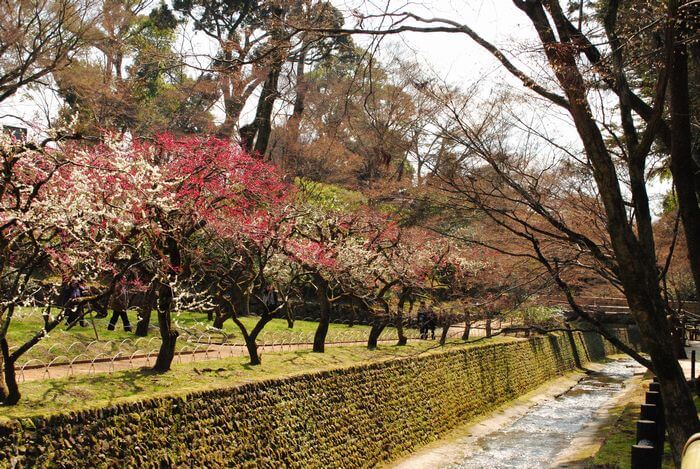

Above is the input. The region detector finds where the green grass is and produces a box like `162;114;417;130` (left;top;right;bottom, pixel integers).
0;336;514;421
4;307;386;365
591;382;700;468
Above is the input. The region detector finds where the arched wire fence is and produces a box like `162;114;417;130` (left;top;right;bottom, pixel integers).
15;315;504;381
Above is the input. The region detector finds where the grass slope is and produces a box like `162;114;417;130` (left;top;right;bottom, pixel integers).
6;308;380;364
0;337;513;421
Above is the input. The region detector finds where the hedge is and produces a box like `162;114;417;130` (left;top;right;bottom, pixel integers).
0;330;635;468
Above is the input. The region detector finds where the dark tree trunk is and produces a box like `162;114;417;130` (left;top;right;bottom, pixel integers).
367;322;386;349
396;319;407;346
396;294;408;346
669;22;700;300
244;337;261;366
253;64;281;156
671;317;688;359
313;276;330;353
286;44;308;144
292;48;307;122
485;316;492;338
153;315;178;372
0;354;7;402
135;307;151;337
248;315;273;365
0;338;19;405
153;283;178;373
213;307;232;329
135;289;156;337
462;311;471;341
627;288;698;465
285;303;294;328
439;325;450;346
457;1;700;460
232;313;272;366
240;62;283;156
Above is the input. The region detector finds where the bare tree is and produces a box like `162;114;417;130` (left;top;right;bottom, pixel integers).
296;0;700;461
0;0;98;104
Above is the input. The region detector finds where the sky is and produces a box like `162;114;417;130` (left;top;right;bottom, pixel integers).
0;1;543;133
333;0;670;214
334;0;541;83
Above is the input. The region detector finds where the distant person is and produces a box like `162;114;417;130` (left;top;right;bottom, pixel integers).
427;309;437;340
108;283;132;332
417;301;429;339
62;278;86;327
263;284;279;313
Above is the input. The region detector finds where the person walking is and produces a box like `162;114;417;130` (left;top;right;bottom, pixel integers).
107;282;132;332
62;278;87;327
417;301;429;339
427;309;437;340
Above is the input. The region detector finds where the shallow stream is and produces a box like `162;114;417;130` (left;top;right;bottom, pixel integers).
448;359;639;468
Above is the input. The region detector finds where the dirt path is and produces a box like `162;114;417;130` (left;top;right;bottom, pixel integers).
16;322;501;382
16;338;408;382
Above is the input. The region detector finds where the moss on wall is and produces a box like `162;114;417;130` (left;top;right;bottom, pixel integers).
0;332;627;468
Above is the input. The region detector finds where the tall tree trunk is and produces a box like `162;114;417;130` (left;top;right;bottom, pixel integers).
215;51;245;140
248;315;273;365
671;317;687;360
288;45;308;138
253;64;281;156
285;302;294;329
439;324;450;346
232;313;272;366
313;276;330;353
135;307;151;337
0;338;19;405
367;322;386;349
153;283;178;372
395;316;407;346
217;97;245;140
396;293;408;346
462;310;471;341
626;282;698;465
241;62;283;156
135;289;156;337
513;2;700;460
0;352;7;402
485;314;492;338
213;306;232;329
669;13;700;300
244;337;261;366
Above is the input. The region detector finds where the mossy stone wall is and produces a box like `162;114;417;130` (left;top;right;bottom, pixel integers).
0;331;630;468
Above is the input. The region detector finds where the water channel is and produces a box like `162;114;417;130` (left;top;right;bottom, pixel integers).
403;358;642;468
455;358;640;468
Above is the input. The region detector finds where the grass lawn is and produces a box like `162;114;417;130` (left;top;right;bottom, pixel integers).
591;381;700;468
5;307;392;365
0;336;514;421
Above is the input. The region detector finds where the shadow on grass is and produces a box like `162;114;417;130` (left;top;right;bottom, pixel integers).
39;366;161;405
